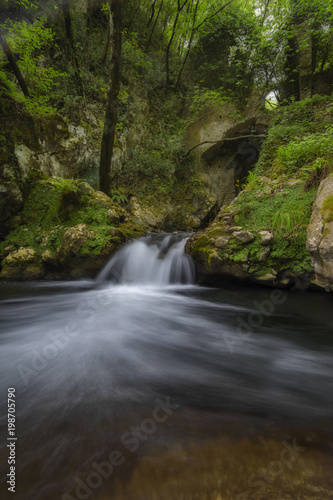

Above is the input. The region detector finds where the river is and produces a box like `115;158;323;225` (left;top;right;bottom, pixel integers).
0;234;332;499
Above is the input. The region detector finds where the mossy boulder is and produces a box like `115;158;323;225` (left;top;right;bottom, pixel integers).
56;224;107;278
0;248;44;280
0;177;145;280
187;179;316;289
306;175;333;290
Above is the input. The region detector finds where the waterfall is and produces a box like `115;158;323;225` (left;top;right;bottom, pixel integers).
96;232;195;285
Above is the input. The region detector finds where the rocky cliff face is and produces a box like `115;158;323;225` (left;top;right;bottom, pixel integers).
185;102;270;210
0;94;82;233
306;175;333;291
186;96;333;293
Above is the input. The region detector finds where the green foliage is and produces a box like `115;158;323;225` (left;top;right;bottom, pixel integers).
276;129;333;173
125;149;175;178
257;95;333;173
47;177;79;194
4;0;36;7
186;86;229;119
111;188;128;205
272;209;304;235
190;5;259;100
122;31;153;77
235;183;315;235
244;170;260;190
1;18;67;115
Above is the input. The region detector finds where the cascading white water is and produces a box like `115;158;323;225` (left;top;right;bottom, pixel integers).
96;232;195;285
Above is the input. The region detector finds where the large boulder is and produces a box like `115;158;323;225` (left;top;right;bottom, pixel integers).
306;175;333;290
56;223;126;278
0;248;44;280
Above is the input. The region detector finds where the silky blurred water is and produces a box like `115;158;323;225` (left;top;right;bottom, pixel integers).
0;235;332;499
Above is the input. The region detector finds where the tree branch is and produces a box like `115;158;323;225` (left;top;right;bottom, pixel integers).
0;28;29;97
183;134;266;157
193;0;234;32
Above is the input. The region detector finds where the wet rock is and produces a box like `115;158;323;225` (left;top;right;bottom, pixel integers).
42;250;59;267
78;182;94;196
254;273;276;283
106;209;121;224
233;230;255;243
215;237;230;249
306;176;333;289
57;224;94;263
94;191;114;208
0;248;44;279
56;224;113;278
259;247;271;261
129;197;162;229
259;230;274;245
226;226;243;233
185;215;201;229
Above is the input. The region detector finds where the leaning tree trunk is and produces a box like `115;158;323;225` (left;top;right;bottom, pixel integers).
61;0;83;95
0;27;29;97
99;13;111;64
99;0;122;195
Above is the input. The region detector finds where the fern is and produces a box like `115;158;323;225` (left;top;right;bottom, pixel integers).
272;209;304;236
111;188;128;205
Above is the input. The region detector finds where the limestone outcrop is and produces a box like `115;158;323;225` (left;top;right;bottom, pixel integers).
306;176;333;290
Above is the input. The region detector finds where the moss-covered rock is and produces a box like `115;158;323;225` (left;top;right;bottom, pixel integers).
306;175;333;290
0;248;44;280
0;177;145;280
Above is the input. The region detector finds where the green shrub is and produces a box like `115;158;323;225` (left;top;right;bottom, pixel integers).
111;188;128;205
276;129;333;173
2;19;67;116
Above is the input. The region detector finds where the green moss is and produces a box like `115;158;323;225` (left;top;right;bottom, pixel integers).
207;227;227;239
22;182;65;229
322;195;333;223
234;184;316;234
191;236;216;270
79;226;115;256
257;95;333;174
0;177;145;264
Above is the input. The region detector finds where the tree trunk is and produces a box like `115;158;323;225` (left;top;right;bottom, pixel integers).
166;1;189;85
85;0;93;55
295;20;313;100
0;27;29;97
62;0;73;41
99;12;111;65
146;0;163;49
99;0;122;195
147;0;157;27
175;0;234;89
61;0;83;95
175;0;200;88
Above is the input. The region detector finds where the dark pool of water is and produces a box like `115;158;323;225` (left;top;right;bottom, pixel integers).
0;280;332;499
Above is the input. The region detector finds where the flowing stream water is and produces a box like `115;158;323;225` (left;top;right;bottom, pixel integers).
0;233;333;500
